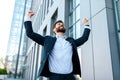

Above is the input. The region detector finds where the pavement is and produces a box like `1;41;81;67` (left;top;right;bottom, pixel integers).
4;78;24;80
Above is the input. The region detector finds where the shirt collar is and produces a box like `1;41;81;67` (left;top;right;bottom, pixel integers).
56;35;67;39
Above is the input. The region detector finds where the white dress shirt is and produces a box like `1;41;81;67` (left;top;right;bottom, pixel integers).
48;35;73;74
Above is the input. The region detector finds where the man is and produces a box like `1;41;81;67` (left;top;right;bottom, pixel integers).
24;11;90;80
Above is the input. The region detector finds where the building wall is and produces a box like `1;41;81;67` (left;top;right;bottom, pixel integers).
24;0;120;80
81;0;120;80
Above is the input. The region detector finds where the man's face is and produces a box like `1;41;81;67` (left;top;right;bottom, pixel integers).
53;22;66;33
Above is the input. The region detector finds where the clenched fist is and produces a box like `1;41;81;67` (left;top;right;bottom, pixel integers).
27;10;35;18
83;18;89;26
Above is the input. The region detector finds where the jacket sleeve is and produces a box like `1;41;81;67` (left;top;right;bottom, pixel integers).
24;21;45;45
74;28;90;47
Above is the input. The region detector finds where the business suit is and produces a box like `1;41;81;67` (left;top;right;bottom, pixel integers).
24;21;90;78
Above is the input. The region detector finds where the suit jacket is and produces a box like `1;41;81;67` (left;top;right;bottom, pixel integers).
24;21;90;77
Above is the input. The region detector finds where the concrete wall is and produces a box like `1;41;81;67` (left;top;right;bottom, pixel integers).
80;0;120;80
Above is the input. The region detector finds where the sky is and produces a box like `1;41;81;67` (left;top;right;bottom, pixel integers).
0;0;15;58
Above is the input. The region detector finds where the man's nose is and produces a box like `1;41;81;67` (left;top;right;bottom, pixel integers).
60;24;64;27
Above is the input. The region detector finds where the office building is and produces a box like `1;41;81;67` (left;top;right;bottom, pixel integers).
6;0;32;78
23;0;120;80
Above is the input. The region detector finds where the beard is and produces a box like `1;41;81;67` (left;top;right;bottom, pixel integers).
56;27;66;33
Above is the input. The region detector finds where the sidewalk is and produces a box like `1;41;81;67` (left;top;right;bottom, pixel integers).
5;78;24;80
0;75;24;80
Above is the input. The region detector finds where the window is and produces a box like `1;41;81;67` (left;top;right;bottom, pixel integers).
68;0;80;38
51;10;58;36
114;0;120;53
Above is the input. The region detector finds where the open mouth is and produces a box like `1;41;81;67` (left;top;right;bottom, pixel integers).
59;26;64;28
60;26;64;28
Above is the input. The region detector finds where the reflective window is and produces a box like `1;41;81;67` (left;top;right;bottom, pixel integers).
69;27;73;37
68;0;80;38
6;0;32;77
116;0;120;30
114;0;120;54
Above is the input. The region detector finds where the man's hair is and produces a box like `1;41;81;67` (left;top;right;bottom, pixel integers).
53;20;63;29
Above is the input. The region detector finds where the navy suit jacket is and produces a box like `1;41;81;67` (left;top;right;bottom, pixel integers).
24;21;90;77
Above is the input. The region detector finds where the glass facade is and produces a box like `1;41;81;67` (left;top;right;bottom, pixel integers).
6;0;32;78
